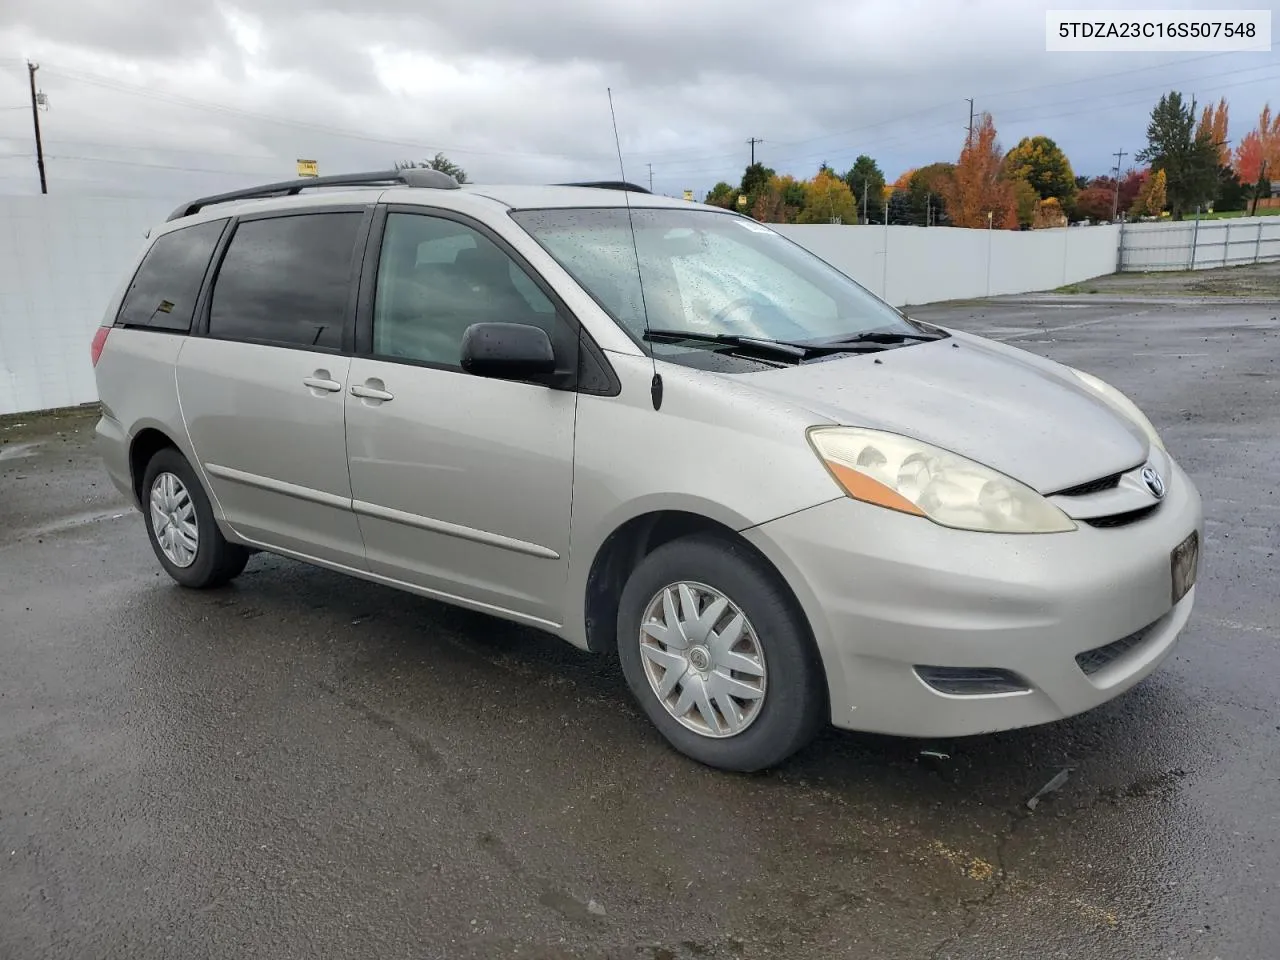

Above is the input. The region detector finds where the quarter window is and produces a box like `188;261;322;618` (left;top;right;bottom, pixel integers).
208;212;363;350
116;218;227;332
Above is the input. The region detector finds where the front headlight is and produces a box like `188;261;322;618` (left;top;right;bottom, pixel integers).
1069;368;1165;452
807;426;1077;534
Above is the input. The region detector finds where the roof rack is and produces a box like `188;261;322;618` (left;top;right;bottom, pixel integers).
166;167;461;221
557;181;651;194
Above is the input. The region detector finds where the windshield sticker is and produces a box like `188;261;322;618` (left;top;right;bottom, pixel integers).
735;220;775;234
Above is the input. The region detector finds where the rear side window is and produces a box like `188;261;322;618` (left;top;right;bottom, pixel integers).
208;212;363;350
115;218;227;332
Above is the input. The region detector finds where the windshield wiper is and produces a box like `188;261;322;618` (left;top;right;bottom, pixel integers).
643;328;885;359
808;329;946;347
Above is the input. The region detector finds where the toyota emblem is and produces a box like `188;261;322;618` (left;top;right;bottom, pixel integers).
1141;465;1166;499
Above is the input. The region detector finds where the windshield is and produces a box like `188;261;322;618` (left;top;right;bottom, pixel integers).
508;207;923;361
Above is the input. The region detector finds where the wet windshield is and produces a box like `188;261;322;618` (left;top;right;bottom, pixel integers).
508;207;924;360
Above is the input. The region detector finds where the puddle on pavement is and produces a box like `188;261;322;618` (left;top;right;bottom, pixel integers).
9;507;131;541
0;442;42;462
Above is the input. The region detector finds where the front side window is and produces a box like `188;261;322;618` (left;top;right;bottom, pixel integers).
208;212;362;350
116;218;227;332
509;207;922;365
372;213;561;367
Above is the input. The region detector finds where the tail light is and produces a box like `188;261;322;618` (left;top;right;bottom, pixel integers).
90;326;111;367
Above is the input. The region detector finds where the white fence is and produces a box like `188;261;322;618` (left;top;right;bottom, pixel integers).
1;196;1125;416
774;223;1120;306
1118;216;1280;271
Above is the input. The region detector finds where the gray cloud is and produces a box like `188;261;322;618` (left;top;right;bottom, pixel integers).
0;0;1276;203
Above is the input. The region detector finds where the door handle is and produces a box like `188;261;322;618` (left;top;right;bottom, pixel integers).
303;376;342;392
350;384;394;402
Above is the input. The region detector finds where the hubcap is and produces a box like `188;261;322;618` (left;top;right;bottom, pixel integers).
149;472;198;568
638;581;767;739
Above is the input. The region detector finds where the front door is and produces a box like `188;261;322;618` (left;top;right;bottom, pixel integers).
178;208;369;568
344;209;578;626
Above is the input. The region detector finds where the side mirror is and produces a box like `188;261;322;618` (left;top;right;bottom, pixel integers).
460;322;557;382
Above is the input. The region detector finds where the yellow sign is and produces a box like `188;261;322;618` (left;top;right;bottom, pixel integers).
296;159;318;178
683;189;694;201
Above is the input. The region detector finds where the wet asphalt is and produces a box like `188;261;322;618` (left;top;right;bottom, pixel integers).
1;294;1278;960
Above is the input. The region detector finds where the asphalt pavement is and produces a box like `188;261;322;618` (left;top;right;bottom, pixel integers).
2;292;1277;960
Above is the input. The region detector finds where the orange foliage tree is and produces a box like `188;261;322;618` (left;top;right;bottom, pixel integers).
1196;97;1231;166
939;113;1017;229
1233;103;1279;185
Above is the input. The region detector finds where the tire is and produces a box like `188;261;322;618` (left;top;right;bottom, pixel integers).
616;533;826;772
141;447;250;589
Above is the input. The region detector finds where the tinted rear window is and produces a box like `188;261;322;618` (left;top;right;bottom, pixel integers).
116;218;227;332
208;212;362;350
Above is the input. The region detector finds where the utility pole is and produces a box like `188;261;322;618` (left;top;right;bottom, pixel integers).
862;177;869;225
646;163;653;192
28;61;47;195
746;137;764;166
966;98;975;147
1110;148;1127;221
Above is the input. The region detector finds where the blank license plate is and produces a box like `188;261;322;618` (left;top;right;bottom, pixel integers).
1171;531;1200;604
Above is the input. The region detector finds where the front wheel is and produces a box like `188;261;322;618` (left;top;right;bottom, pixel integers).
616;534;826;772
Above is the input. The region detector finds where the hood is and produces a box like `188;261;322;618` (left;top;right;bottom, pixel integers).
735;330;1149;494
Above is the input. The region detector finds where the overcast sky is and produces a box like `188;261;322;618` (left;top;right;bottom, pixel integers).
1;0;1276;203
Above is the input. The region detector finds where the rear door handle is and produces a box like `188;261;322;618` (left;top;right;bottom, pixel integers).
303;376;342;392
350;384;394;402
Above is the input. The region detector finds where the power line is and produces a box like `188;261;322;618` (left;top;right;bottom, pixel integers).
38;64;610;162
43;153;283;177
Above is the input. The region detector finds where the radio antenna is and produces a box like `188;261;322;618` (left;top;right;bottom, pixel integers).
607;87;662;411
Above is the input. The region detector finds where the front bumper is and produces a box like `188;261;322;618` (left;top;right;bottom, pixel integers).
742;460;1204;738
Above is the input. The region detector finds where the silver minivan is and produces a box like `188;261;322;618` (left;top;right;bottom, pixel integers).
92;169;1202;771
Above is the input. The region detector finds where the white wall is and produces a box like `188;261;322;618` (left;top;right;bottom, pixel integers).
1;197;1123;416
774;223;1120;306
0;196;172;416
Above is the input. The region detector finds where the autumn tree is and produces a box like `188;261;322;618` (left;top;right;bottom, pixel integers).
940;113;1017;229
1137;91;1219;219
395;153;468;183
1119;168;1148;213
750;174;804;223
1233;104;1279;211
892;169;917;190
1130;168;1167;217
1012;178;1039;228
1235;130;1266;185
1196;97;1231;166
796;169;859;224
843;155;886;222
1003;135;1077;206
1074;185;1116;221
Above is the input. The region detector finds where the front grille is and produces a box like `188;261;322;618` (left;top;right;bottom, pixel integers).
1075;622;1158;676
1052;472;1125;497
1083;504;1160;528
914;666;1031;696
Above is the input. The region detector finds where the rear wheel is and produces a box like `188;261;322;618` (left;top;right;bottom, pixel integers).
616;533;825;772
142;448;249;589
